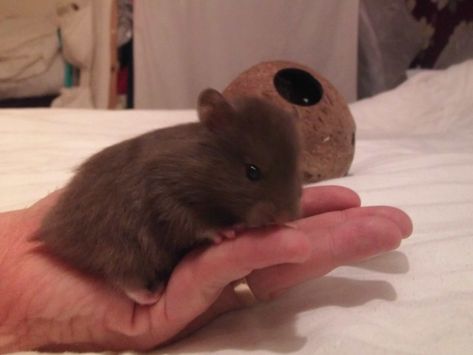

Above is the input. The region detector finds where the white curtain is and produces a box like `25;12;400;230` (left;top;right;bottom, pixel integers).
134;0;359;109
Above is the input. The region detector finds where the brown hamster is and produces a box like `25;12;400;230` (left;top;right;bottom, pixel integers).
36;89;302;304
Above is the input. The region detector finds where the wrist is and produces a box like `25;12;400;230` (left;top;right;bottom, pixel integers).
0;209;127;352
0;212;31;351
0;210;56;352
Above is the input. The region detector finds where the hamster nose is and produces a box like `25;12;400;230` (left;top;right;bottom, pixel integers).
274;205;300;224
246;201;277;227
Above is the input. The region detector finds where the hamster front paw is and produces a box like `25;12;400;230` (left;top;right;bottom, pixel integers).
204;229;237;244
202;225;249;244
214;229;237;244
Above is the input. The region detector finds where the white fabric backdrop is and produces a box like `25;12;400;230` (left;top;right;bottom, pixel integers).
133;0;359;109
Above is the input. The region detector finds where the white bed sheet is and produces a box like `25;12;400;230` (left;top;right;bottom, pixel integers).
1;60;472;354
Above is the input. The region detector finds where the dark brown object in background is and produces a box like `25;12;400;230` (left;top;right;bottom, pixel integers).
108;0;119;109
224;61;356;184
0;95;57;108
409;0;473;68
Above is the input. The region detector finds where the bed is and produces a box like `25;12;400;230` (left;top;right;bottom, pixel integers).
1;59;472;354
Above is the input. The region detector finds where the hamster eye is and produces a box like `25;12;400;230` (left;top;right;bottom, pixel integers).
246;164;261;181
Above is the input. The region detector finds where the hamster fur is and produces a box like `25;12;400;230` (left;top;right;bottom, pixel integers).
36;89;302;304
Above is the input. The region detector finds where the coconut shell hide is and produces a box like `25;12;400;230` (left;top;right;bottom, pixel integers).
223;61;356;183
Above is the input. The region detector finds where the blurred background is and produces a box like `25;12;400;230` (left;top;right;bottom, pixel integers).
0;0;472;109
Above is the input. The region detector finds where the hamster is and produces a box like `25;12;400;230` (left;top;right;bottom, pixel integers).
36;89;302;304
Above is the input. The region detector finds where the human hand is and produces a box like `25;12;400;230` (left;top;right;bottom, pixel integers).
0;186;412;352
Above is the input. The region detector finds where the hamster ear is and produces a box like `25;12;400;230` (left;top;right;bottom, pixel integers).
197;88;234;131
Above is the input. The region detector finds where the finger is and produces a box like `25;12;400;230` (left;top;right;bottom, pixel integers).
150;226;311;336
301;185;361;217
159;206;412;342
103;227;311;347
297;206;413;238
250;215;406;300
175;211;411;336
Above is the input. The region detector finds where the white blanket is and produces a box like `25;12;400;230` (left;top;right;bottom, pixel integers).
1;60;472;354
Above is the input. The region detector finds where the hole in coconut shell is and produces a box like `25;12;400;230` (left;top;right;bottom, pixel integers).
274;68;323;106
